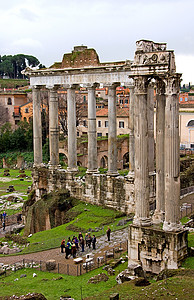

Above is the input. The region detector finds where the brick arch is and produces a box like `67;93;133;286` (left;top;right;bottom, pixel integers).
123;152;129;169
100;155;108;168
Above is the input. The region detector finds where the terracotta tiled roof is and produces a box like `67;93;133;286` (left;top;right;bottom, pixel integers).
96;107;129;117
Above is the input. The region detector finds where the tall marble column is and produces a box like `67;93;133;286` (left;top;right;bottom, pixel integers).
147;83;155;173
67;85;78;172
153;80;165;223
133;76;151;226
128;85;135;177
107;83;119;176
163;75;181;231
33;86;42;166
87;84;98;173
49;86;59;167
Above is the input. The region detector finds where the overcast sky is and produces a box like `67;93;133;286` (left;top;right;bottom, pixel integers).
0;0;193;84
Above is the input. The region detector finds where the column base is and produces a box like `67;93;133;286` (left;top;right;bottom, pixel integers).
128;224;188;274
152;210;165;224
86;168;99;174
163;221;183;232
67;167;78;173
107;171;119;177
133;216;152;227
126;171;134;181
33;163;45;168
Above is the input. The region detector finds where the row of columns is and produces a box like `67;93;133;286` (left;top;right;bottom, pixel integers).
132;75;181;231
32;83;126;176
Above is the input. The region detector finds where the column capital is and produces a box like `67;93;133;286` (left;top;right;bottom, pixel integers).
133;76;149;94
104;82;120;89
84;83;99;89
46;84;60;90
156;79;165;95
163;74;181;95
63;84;79;90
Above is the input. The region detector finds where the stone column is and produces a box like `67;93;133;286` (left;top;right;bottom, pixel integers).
133;76;151;226
107;83;119;176
163;75;181;231
87;84;98;173
32;86;42;166
147;83;155;173
128;85;135;177
48;86;59;167
153;80;165;223
67;85;78;172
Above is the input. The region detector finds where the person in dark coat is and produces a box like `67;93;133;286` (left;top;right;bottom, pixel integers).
80;237;85;252
106;226;111;241
92;235;96;250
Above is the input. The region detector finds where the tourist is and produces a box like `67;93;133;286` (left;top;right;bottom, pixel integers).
106;226;111;241
87;233;92;248
2;221;5;231
74;236;79;249
71;240;77;258
65;237;72;259
78;232;83;241
2;211;6;221
85;232;89;247
92;235;96;250
80;237;85;252
60;238;65;253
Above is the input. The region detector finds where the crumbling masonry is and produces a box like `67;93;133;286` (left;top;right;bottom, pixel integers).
25;40;187;273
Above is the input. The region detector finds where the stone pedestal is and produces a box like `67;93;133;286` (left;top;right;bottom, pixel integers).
128;224;188;274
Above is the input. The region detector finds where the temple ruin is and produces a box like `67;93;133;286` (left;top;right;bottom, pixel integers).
25;40;188;274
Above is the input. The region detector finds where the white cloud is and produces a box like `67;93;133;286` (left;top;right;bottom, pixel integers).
176;55;194;85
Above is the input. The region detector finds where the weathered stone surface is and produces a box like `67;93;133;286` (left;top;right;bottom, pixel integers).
133;277;150;286
9;293;47;299
46;260;56;271
88;273;109;284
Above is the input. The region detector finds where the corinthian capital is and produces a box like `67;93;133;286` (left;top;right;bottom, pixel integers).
134;76;148;94
164;74;181;95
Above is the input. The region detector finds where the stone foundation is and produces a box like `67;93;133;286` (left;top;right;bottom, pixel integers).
128;224;188;274
32;166;156;215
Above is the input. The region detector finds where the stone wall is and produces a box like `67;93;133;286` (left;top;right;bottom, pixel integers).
32;167;156;216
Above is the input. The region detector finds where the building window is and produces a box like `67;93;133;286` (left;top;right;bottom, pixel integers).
120;99;123;104
187;120;194;127
119;121;124;128
125;99;128;104
105;121;108;128
77;131;79;136
106;133;108;137
180;97;183;101
83;95;86;103
97;132;102;137
7;98;12;105
98;120;101;127
185;97;188;101
83;120;87;127
25;108;29;113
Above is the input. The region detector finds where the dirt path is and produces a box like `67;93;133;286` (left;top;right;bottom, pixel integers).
0;227;128;266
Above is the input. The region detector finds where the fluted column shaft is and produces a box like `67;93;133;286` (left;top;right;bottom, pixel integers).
107;84;118;176
163;76;181;231
128;86;135;175
133;76;151;226
153;81;165;223
49;87;59;166
67;87;78;171
87;85;98;173
33;87;42;166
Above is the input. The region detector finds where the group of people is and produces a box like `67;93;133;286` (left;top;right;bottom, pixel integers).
60;232;97;259
0;211;6;231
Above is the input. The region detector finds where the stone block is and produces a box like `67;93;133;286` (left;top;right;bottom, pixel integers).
46;260;56;271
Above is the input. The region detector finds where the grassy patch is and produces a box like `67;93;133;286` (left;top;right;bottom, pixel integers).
181;216;190;224
20;202;129;254
0;261;128;300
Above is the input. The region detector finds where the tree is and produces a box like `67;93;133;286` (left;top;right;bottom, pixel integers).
0;54;40;79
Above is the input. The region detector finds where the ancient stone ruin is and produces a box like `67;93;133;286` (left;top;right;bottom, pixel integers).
24;40;188;274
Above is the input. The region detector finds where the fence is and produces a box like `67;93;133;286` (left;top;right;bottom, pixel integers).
2;241;128;277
